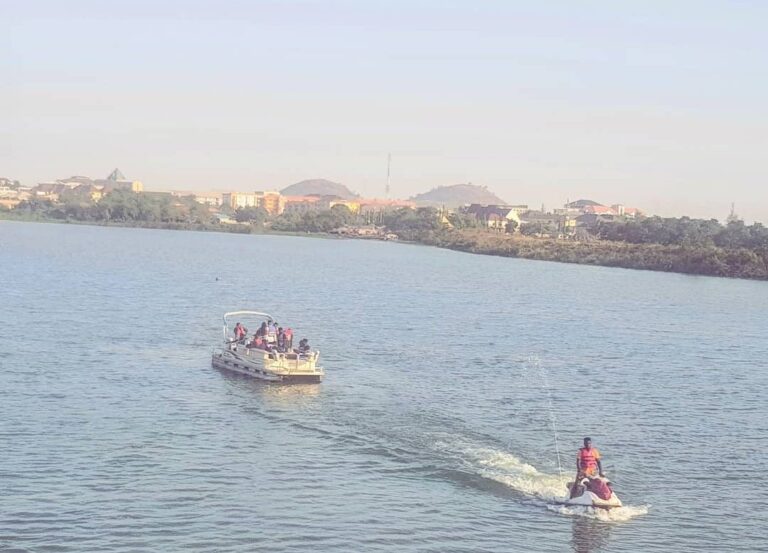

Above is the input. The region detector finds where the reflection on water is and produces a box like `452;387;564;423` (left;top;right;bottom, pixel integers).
571;516;612;553
216;368;322;403
260;382;322;401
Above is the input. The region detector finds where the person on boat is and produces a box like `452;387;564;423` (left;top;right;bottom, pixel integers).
247;335;264;349
267;321;277;343
276;328;286;351
577;437;604;478
297;338;311;355
570;437;605;498
233;322;248;342
284;327;293;350
256;322;268;338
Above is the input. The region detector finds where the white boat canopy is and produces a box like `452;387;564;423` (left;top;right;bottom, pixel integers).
223;310;275;324
222;311;275;339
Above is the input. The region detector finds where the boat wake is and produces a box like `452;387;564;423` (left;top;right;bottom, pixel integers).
448;444;649;521
546;503;649;522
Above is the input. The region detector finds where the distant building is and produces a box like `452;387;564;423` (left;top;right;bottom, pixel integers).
0;183;19;198
223;191;286;214
281;195;413;215
0;177;21;189
519;210;577;236
61;184;103;202
329;199;362;214
462;204;527;231
32;182;69;201
583;205;617;216
464;204;514;230
31;169;143;202
171;191;223;207
283;195;327;214
222;192;259;210
566;199;602;209
256;191;285;215
195;194;222;207
0;178;23;209
562;199;643;219
574;213;615;233
94;168;143;193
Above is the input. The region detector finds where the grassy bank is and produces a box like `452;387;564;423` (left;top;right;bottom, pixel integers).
409;229;768;280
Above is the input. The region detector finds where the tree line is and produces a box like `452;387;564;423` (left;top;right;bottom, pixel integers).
595;216;768;250
10;189;214;226
5;192;768;279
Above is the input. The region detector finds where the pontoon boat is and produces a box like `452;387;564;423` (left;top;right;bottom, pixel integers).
211;311;324;383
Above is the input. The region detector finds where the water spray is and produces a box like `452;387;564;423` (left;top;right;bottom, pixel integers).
529;355;565;482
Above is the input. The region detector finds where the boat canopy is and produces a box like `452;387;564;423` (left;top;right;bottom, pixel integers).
223;310;274;324
222;311;275;340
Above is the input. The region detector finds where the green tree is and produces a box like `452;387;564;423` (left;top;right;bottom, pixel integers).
520;221;558;236
447;211;481;230
234;206;269;225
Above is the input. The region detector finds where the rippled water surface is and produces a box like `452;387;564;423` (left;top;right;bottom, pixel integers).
1;221;766;552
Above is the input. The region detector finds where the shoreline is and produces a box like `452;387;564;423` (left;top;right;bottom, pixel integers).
3;214;767;281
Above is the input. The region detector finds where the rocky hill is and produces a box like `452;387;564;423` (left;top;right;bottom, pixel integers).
410;184;507;208
281;179;358;199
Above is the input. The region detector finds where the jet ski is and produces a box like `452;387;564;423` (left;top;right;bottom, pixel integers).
556;476;623;510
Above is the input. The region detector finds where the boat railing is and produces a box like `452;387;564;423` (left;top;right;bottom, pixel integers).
230;344;320;373
274;351;320;373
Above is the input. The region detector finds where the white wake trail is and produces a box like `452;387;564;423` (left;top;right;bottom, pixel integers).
455;445;649;521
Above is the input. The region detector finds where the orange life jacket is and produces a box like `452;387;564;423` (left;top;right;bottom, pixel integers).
579;447;599;472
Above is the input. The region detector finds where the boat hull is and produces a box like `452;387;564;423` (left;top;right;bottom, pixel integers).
556;491;623;510
212;348;324;383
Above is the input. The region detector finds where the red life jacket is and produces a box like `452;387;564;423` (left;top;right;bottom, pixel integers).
579;447;598;472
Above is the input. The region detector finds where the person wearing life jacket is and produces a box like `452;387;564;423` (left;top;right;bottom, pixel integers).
570;437;605;498
247;334;263;349
577;437;604;479
233;322;248;342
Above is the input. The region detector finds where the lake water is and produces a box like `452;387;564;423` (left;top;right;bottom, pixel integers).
1;221;766;553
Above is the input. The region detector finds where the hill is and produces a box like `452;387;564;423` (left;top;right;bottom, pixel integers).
281;179;358;199
410;184;507;208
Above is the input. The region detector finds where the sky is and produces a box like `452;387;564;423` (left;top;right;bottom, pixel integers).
2;0;767;221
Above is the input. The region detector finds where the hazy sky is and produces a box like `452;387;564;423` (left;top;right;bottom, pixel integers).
2;1;767;221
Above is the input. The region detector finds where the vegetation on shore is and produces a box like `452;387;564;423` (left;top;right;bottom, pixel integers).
416;229;768;280
3;191;768;280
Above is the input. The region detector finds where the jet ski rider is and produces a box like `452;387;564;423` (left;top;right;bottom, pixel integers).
569;437;605;498
577;436;604;479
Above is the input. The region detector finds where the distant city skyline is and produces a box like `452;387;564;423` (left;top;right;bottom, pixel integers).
6;167;750;222
2;1;767;222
